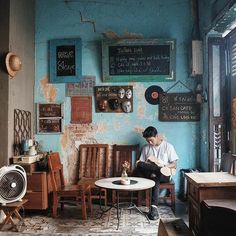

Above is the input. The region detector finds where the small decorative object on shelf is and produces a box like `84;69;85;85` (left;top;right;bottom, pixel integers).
121;160;130;185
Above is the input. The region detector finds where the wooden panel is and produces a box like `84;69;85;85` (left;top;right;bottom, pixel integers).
24;191;48;210
27;172;46;192
25;172;50;210
188;183;199;202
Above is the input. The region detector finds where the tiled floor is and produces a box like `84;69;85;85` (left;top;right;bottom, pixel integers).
0;198;189;235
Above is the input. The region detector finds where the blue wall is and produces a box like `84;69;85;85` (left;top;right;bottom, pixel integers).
35;0;200;191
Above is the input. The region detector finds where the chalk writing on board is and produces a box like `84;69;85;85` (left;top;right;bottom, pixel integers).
49;38;82;83
159;93;200;121
102;39;175;82
109;45;170;76
56;45;76;76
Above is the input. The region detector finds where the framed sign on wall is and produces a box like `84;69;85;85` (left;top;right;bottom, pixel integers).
102;38;176;82
49;38;82;83
37;103;64;134
159;93;200;121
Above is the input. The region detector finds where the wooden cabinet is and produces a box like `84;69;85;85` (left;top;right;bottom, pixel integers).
185;172;236;236
24;172;52;210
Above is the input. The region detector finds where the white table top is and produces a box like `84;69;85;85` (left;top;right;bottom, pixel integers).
95;177;155;191
185;172;236;183
185;172;236;186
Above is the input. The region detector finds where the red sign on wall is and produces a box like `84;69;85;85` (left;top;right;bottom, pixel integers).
71;96;92;124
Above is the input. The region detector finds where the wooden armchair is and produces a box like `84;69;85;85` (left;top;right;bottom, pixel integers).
47;152;92;220
78;144;109;206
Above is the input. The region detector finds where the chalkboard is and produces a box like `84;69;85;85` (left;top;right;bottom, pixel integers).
102;39;175;82
49;38;82;83
37;103;64;134
56;45;75;76
159;93;200;121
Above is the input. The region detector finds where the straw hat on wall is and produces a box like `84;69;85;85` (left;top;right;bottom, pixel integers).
5;52;22;78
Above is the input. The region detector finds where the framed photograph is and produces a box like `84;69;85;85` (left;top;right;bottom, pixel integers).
49;38;82;83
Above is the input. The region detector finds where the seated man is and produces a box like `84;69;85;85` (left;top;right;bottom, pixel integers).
133;126;179;220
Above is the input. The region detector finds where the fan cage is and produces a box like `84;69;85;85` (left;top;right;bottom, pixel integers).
0;170;25;201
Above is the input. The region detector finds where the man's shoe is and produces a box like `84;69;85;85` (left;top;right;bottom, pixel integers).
147;205;159;220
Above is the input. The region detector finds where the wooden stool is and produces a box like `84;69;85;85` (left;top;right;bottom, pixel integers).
0;199;28;232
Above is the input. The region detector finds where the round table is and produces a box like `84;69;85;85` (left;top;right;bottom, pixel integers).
95;177;155;229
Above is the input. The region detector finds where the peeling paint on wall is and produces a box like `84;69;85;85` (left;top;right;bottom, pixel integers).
40;76;58;102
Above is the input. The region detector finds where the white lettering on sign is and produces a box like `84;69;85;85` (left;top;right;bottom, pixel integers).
57;61;75;73
57;50;74;59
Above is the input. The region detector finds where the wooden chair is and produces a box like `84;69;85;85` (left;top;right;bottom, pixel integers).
112;144;148;206
159;179;175;211
47;152;92;220
78;144;109;206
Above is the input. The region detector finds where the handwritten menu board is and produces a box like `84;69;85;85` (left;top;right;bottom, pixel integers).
56;45;75;76
102;39;175;82
49;38;82;83
159;93;200;121
37;103;64;133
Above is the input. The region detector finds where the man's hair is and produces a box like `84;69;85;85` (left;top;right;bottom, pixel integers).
142;126;158;138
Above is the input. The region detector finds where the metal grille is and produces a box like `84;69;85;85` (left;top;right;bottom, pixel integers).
14;109;31;155
0;171;25;200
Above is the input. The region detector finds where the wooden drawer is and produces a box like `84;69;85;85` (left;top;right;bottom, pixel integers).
27;172;47;192
24;191;48;209
188;183;198;202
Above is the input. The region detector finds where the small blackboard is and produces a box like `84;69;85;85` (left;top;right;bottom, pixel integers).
159;93;200;121
49;38;82;83
56;45;76;76
102;39;175;82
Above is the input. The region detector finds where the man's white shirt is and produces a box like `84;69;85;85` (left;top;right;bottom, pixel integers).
139;140;179;166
